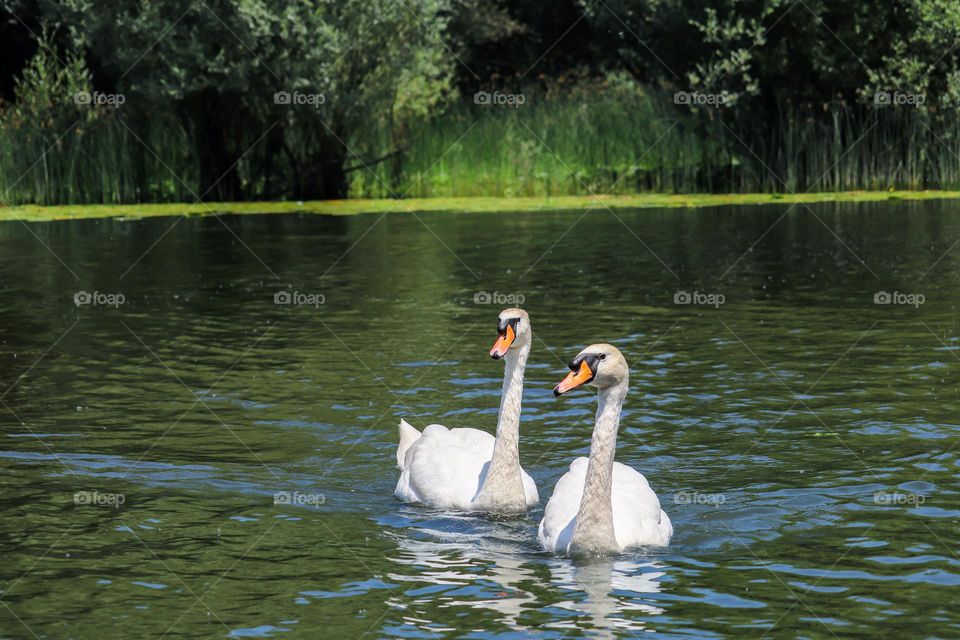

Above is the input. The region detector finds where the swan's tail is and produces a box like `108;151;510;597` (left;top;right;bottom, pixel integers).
396;419;421;470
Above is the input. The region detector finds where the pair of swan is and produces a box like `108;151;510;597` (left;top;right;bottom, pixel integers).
394;308;672;555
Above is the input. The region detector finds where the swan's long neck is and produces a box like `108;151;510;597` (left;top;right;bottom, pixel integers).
472;340;529;511
570;377;628;554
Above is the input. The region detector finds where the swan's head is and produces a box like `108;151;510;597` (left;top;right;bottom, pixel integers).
490;308;531;359
553;343;628;396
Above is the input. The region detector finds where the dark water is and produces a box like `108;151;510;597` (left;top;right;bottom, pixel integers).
1;201;958;639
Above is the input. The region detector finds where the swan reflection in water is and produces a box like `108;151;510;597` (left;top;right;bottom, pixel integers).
546;557;666;637
387;528;667;636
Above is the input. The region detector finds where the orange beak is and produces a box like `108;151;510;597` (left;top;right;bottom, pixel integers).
554;360;594;396
490;324;516;359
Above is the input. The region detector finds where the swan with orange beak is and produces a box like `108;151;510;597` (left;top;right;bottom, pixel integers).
538;343;672;555
395;309;539;513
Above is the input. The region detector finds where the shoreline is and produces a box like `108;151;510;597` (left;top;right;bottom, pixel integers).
3;190;960;222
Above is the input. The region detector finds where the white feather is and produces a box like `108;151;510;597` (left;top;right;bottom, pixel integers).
538;457;672;553
396;418;421;470
394;423;538;509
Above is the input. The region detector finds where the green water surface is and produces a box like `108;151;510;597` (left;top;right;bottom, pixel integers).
0;201;958;638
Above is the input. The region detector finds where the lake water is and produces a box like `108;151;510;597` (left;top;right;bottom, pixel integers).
1;201;958;638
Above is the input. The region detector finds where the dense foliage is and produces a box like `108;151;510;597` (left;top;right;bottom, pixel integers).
2;0;960;203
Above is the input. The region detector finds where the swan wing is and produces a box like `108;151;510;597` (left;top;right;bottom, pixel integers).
520;467;539;506
611;461;672;549
537;457;590;553
394;425;495;509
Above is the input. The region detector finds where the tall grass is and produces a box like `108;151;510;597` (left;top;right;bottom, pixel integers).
3;72;960;205
0;36;199;206
0;114;198;205
349;79;730;198
351;80;960;198
718;107;960;193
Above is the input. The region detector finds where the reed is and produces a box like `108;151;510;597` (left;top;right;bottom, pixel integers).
349;79;722;198
3;75;960;205
350;83;960;198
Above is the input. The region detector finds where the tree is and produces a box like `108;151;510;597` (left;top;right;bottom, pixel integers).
582;0;960;189
45;0;455;199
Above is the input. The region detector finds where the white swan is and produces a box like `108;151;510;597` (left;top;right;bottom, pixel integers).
394;308;538;513
538;344;672;555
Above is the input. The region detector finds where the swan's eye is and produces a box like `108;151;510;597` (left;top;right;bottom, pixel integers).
598;354;606;361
